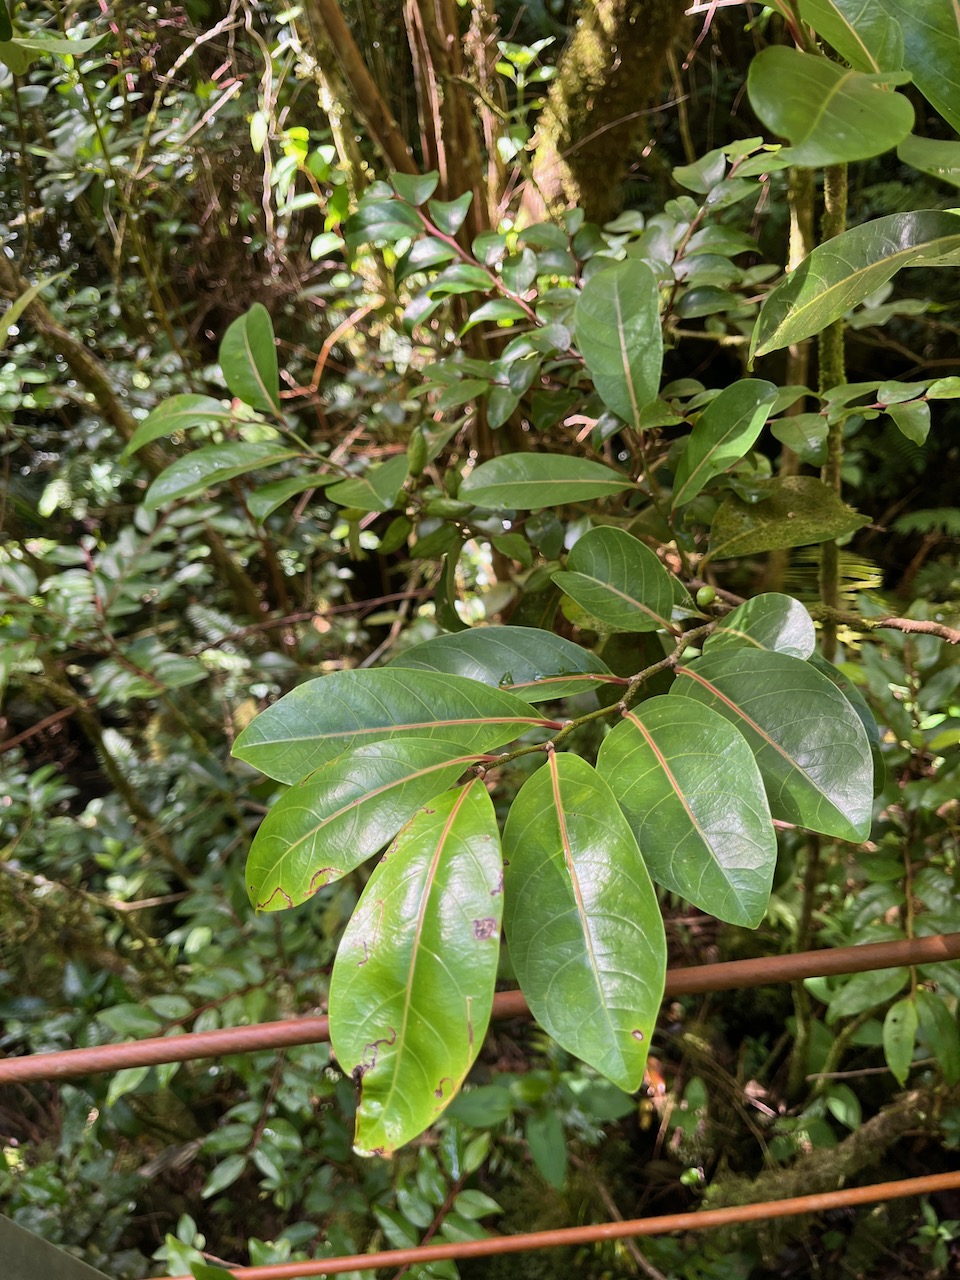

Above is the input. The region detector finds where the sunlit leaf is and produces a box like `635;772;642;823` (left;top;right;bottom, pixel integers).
798;0;904;72
672;380;778;507
219;303;282;415
143;442;299;511
122;395;234;458
329;781;502;1155
503;753;665;1091
459;454;634;510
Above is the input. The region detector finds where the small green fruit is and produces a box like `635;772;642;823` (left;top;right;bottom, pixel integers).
696;586;717;608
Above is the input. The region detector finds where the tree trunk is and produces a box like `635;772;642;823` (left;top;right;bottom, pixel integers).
528;0;689;224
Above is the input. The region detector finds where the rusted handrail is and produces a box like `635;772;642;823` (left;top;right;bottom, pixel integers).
148;1170;960;1279
1;932;957;1084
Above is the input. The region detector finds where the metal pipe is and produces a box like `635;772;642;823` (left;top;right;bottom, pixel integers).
149;1170;960;1279
1;933;957;1084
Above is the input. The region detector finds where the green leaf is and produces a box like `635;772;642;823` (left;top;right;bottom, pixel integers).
551;527;676;633
245;738;484;911
219;303;281;415
671;649;874;841
392;170;440;206
503;753;666;1091
574;259;662;425
751;211;960;357
747;47;913;168
329;780;502;1155
0;6;11;41
392;625;614;703
247;473;330;522
0;270;67;351
201;1154;247;1199
0;32;103;70
394;235;459;284
344;197;422;250
798;0;904;72
142;442;299;511
886;399;930;446
927;376;960;399
325;454;409;512
599;698;776;927
883;996;918;1086
672;380;778;508
916;990;960;1085
825;1083;862;1130
460;298;529;335
459;454;633;510
428;192;474;236
453;1190;502;1219
525;1110;567;1189
873;0;960;133
707;476;870;561
427;263;494;297
192;1264;237;1280
704;593;816;659
232;668;549;784
897;135;960;188
122;395;234;458
827;968;909;1022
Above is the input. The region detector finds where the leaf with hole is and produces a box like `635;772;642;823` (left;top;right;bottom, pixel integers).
752;211;960;357
232;668;551;784
459;454;633;510
672;380;778;508
392;626;614;703
671;648;874;841
219;303;282;415
599;698;776;927
143;442;299;511
704;593;816;659
245;738;485;911
574;259;662;425
747;47;913;168
552;527;676;633
707;476;870;561
329;780;502;1155
503;753;665;1091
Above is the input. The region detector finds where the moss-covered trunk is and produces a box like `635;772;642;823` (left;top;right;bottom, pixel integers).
528;0;689;223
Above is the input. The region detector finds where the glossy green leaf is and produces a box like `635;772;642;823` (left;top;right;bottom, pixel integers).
459;454;633;511
671;648;874;840
672;380;778;508
883;996;917;1086
599;698;776;927
704;593;816;659
329;780;502;1155
873;0;960;133
503;753;665;1091
574;259;662;425
897;135;960;188
752;211;960;357
392;626;614;703
245;738;483;911
247;473;330;522
122;395;234;457
886;399;930;446
428;192;473;236
916;990;960;1085
707;476;870;561
551;527;675;633
747;47;913;168
232;668;551;784
325;454;409;512
201;1154;246;1199
460;298;529;335
344;198;422;251
392;170;440;206
1;32;103;69
219;303;281;415
395;236;459;284
798;0;904;72
143;442;299;511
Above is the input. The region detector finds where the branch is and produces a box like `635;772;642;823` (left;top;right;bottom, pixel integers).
810;606;960;646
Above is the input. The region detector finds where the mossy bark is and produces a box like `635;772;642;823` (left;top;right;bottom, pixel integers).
528;0;689;223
